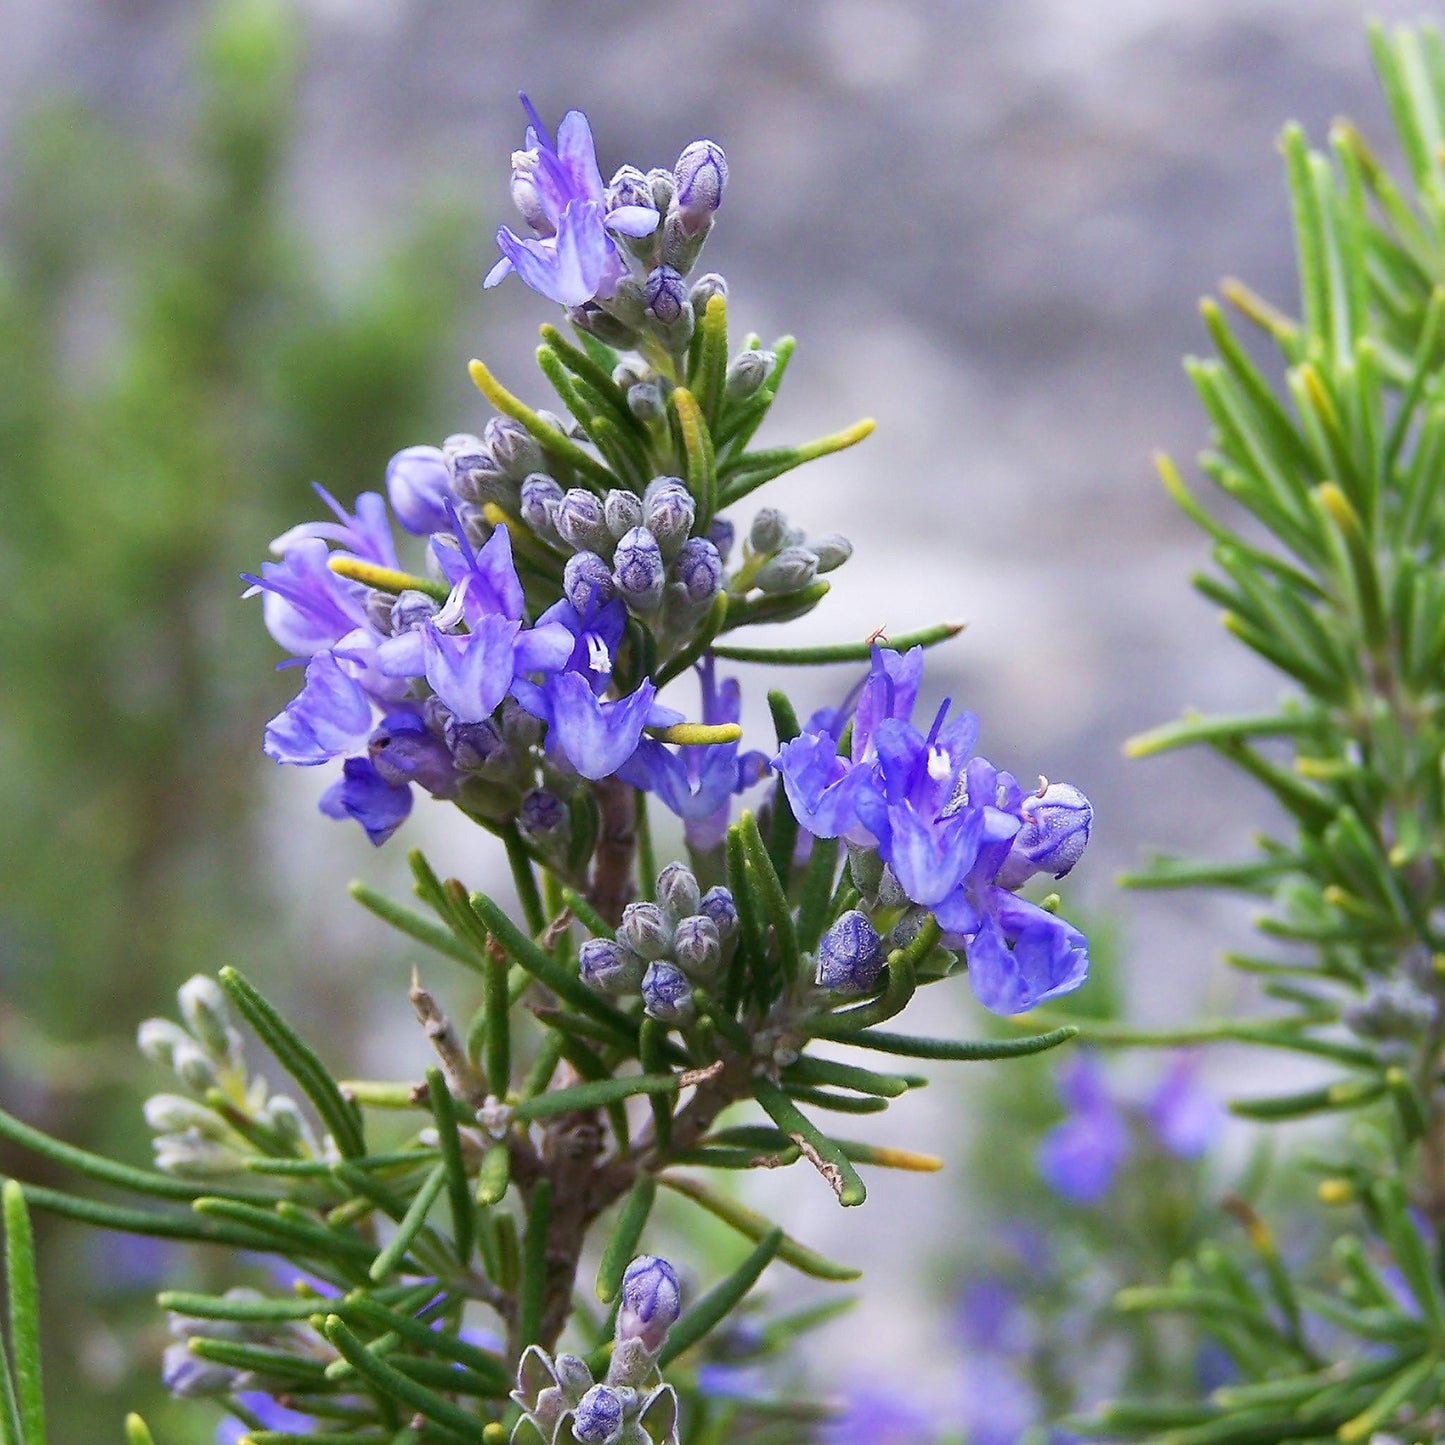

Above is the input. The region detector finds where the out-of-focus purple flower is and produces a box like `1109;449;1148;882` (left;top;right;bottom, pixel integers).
1145;1055;1225;1159
385;445;454;535
1037;1054;1130;1205
825;1387;936;1445
319;756;413;846
955;1359;1041;1445
484;97;659;306
216;1393;315;1442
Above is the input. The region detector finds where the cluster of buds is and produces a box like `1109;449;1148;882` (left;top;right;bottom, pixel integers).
485;98;729;364
137;977;321;1181
521;475;725;634
730;506;853;598
579;864;738;1025
512;1256;682;1444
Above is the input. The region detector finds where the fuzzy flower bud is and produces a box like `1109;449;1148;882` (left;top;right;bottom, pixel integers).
618;1255;682;1354
572;1384;626;1444
579;939;645;995
748;508;791;556
672;915;721;982
994;782;1094;890
809;532;854;573
643;266;689;326
707;516;735;561
444;714;506;771
177;976;233;1062
171;1039;221;1096
607;164;655;214
518;788;567;843
671;538;723;605
619;902;673;961
689;273;727;311
640;961;694;1023
564;551;619;613
698;886;738;940
643;477;695;558
519;474;564;541
816;910;885;993
390;589;439;635
603;489;645;539
553;1353;595;1401
612;527;666;613
570;301;640;349
137;1018;190;1070
724;349;772;400
144;1094;228;1138
484;416;543;480
655;862;701;925
386;445;453;535
627;382;665;422
673;140;728;231
753;546;819;594
555;489;612;554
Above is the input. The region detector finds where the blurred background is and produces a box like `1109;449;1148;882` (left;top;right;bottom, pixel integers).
0;0;1432;1437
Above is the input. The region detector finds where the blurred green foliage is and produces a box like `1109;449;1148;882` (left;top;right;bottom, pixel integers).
0;0;478;1432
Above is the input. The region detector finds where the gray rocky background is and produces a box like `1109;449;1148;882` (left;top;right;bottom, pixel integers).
3;0;1435;1419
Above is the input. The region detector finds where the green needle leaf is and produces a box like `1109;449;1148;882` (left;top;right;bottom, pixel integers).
2;1182;41;1445
218;968;366;1160
751;1079;866;1206
595;1176;656;1304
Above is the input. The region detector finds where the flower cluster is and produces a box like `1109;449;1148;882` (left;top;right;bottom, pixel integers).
485;95;727;357
773;644;1093;1014
513;1256;682;1445
580;864;738;1024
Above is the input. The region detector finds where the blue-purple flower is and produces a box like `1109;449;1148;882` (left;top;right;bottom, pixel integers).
484;96;660;306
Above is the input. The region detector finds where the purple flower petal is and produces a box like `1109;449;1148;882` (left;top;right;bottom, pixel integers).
264;651;373;765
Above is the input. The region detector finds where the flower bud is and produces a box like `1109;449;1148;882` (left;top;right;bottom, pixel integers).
617;1255;682;1354
171;1039;221;1096
138;1018;190;1069
612;527;666;613
572;1384;626;1444
1344;976;1437;1044
390;589;439;636
447;441;508;506
626;382;665;422
994;782;1093;890
646;168;676;212
153;1133;246;1180
261;1094;309;1151
603;489;645;539
519;788;568;844
445;714;506;771
655;863;701;925
553;1353;595;1401
707;516;735;560
640;961;694;1024
144;1093;227;1138
386;445;453;535
671;538;723;605
162;1342;237;1399
569;301;640;349
564;551;619;613
519;474;564;541
689;273;727;311
753;546;819;594
619;902;673;961
816;910;885;993
484;417;543;480
177;976;233;1061
673;140;728;232
579;939;645;995
672;915;721;982
643;266;689;326
509;150;551;234
643;477;695;558
554;489;611;554
698;886;738;940
607;164;654;214
724;349;773;400
809;532;853;573
748;508;790;556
